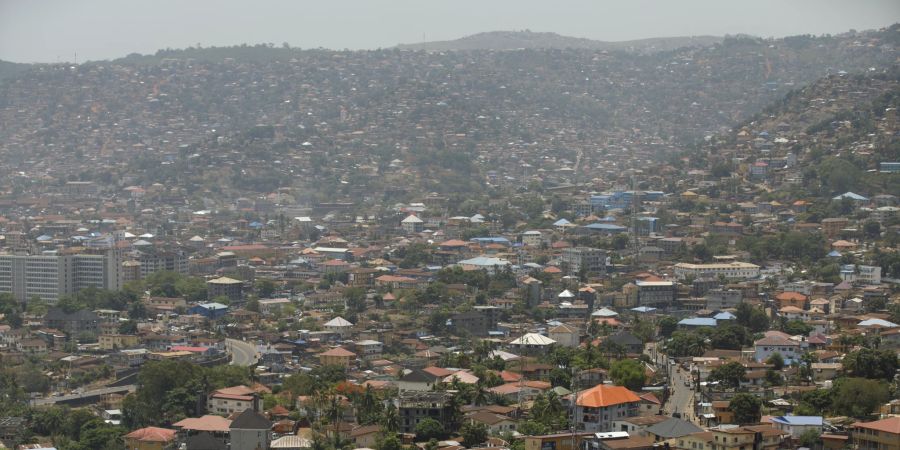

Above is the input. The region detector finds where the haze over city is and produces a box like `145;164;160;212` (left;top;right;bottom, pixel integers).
0;2;899;450
0;0;898;62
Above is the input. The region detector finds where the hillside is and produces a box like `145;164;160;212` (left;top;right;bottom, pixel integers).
0;60;31;83
395;30;722;53
698;68;900;203
0;26;896;206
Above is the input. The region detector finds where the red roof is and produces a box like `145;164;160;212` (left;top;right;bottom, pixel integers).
125;427;177;443
853;417;900;434
576;384;641;408
173;415;232;432
320;347;356;357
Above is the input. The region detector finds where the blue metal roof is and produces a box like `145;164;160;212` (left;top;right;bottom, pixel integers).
678;317;717;327
769;416;823;426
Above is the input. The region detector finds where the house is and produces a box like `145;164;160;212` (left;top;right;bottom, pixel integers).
324;316;354;338
123;426;177;450
711;401;734;424
549;324;580;348
350;425;381;448
754;334;801;363
488;381;552;403
774;292;807;310
466;410;518;435
766;415;823;439
851;417;900;450
398;368;441;392
525;432;594;450
172;415;231;449
401;214;424;234
810;363;842;382
318;347;356;368
43;308;100;337
509;333;556;353
606;331;644;355
575;384;642;432
229;408;271;450
612;415;669;436
207;386;261;416
645;418;704;442
678;317;717;329
354;340;383;360
99;333;140;350
707;425;788;450
270;435;313;449
188;302;229;320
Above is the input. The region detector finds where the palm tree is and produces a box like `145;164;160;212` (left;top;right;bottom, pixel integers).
381;403;399;434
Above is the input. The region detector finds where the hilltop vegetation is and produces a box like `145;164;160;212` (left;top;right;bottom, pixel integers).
0;27;896;206
395;30;722;52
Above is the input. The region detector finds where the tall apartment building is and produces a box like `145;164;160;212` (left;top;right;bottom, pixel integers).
561;247;607;275
136;248;189;278
0;252;121;304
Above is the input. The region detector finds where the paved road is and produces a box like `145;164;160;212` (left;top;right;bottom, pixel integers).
226;338;259;366
646;343;697;424
668;367;697;423
33;385;136;406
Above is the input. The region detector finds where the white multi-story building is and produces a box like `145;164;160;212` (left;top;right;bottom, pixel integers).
673;261;760;280
0;252;121;303
575;384;641;432
840;265;882;285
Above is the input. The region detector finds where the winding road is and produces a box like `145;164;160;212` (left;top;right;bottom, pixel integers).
226;338;259;366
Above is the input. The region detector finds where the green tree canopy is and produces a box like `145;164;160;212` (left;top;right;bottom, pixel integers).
609;359;646;391
728;393;762;424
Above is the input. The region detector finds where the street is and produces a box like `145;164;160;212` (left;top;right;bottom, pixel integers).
226;338;259;366
646;342;697;424
668;367;696;423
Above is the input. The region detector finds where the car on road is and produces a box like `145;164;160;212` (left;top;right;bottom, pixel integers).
684;380;691;387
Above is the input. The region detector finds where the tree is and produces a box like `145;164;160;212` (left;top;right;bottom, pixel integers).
345;287;366;314
831;378;890;418
709;324;748;350
783;320;813;336
255;279;276;298
609;359;646;391
766;353;784;371
863;220;881;239
666;331;708;357
381;403;399;434
658;316;678;338
415;418;446;441
728;393;762;424
735;303;769;332
376;434;402;450
708;362;746;390
799;429;820;448
842;348;898;380
461;422;488;447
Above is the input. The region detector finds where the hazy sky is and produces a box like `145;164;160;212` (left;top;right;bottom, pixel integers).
2;0;899;63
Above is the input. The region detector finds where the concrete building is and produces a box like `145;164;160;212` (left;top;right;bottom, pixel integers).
634;280;676;308
673;262;760;281
0;252;121;303
207;277;244;303
229;408;271;450
851;417;900;450
561;247;606;275
401;214;425;234
399;391;453;433
575;384;641;432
